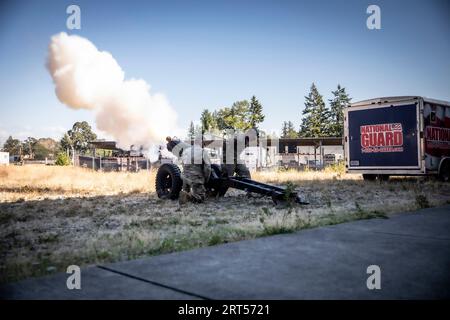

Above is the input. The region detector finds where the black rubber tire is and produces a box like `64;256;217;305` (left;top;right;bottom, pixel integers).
439;161;450;182
206;164;229;197
362;174;377;181
155;163;183;199
377;174;390;181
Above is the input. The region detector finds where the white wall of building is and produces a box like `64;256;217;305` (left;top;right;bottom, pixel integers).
0;151;10;165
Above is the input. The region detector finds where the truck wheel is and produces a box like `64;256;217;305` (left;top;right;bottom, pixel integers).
155;163;183;199
377;174;390;181
439;161;450;182
206;164;229;197
362;174;377;181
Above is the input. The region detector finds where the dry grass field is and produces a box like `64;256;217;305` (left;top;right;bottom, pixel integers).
1;164;449;283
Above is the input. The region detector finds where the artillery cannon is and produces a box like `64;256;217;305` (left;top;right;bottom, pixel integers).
155;163;308;205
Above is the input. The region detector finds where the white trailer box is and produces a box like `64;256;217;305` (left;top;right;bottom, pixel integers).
344;96;450;180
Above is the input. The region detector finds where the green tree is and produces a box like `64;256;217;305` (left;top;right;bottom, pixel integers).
216;100;251;131
23;137;38;159
328;84;351;137
281;121;288;138
187;121;196;140
60;133;72;152
55;152;70;166
206;97;263;134
249;95;265;129
33;143;52;160
232;100;251;130
60;121;97;154
200;109;217;132
299;83;331;137
2;136;22;154
281;121;298;138
215;107;231;130
35;138;59;160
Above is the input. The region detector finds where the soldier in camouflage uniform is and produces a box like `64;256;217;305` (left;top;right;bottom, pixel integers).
166;137;211;204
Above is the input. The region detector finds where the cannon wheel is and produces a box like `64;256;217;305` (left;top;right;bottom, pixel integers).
206;164;229;197
155;163;183;199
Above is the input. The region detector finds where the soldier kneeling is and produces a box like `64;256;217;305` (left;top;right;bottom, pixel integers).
166;137;211;204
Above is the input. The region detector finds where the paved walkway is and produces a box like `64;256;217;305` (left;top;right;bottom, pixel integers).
1;205;449;299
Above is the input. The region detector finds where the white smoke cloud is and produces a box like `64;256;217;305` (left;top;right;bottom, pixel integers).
47;32;177;149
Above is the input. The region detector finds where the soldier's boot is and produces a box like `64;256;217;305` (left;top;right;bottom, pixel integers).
191;184;206;203
221;164;235;178
235;163;251;178
179;190;191;205
178;179;191;205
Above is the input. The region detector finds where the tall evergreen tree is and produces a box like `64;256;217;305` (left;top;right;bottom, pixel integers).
281;121;288;138
281;121;298;138
328;84;351;137
299;83;331;137
249;95;265;129
187;121;195;140
286;121;298;138
200;109;217;133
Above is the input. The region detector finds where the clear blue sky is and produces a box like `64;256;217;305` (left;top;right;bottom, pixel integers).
0;0;449;144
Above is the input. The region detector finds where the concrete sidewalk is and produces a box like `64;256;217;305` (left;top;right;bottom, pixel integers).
1;205;449;299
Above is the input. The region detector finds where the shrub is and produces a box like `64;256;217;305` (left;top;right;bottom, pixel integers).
55;152;70;166
283;181;297;208
324;161;345;174
208;234;223;246
262;222;295;236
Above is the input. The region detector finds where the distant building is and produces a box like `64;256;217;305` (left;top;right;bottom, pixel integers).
0;151;10;165
9;155;20;163
76;140;151;172
201;136;343;170
80;137;343;171
276;137;344;169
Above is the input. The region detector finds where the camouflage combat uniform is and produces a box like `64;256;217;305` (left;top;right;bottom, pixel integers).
177;142;211;203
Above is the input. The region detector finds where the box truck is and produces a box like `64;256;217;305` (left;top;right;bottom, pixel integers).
344;96;450;181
